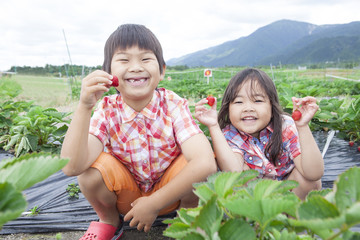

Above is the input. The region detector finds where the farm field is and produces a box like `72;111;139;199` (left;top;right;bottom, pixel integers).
1;67;360;239
6;67;360;110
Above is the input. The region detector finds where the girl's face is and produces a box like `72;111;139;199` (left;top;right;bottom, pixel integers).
229;80;272;139
110;45;165;111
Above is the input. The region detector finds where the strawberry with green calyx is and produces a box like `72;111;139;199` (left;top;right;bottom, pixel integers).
206;95;215;106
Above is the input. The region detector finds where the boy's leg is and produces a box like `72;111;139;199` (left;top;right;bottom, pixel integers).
154;154;199;214
287;167;322;200
78;167;120;228
78;152;141;227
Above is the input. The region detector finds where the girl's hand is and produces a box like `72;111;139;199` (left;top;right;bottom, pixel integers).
194;97;218;127
79;70;113;109
124;196;159;232
292;96;319;127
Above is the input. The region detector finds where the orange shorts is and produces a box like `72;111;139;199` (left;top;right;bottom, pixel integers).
91;152;187;215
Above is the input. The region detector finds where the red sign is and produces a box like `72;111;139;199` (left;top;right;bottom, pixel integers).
204;69;212;77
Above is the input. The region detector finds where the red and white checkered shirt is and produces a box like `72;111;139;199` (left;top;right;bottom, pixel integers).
89;88;202;192
223;115;301;180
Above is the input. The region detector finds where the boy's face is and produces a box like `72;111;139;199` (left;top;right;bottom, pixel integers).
229;80;272;139
110;46;165;110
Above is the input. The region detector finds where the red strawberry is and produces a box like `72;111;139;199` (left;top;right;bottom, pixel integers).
292;110;302;121
206;96;215;106
111;76;119;87
358;146;360;152
349;141;354;147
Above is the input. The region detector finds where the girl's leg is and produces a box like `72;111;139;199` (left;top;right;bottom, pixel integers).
78;168;120;228
287;167;322;200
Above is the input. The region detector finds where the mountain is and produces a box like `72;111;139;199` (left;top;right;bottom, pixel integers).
166;20;360;67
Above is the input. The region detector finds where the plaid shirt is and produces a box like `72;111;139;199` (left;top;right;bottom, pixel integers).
223;115;301;180
89;88;202;192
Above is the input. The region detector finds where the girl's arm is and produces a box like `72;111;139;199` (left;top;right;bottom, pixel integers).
292;96;324;181
195;98;245;172
61;70;113;176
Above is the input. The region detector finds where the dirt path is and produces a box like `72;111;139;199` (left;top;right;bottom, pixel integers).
0;226;171;240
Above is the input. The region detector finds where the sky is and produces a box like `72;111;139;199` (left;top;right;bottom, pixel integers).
0;0;359;71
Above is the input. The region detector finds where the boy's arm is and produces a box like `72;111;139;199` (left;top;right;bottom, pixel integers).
61;70;113;176
292;96;324;181
124;133;217;232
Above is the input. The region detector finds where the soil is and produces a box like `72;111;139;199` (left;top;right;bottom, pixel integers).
0;225;171;240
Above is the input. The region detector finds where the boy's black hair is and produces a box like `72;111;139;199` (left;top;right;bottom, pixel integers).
102;24;166;74
218;68;284;164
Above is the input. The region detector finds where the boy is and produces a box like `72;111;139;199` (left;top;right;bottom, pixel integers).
61;24;216;240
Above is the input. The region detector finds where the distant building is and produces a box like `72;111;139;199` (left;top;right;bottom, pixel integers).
0;71;17;77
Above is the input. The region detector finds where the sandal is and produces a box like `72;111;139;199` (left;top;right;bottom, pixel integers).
80;217;123;240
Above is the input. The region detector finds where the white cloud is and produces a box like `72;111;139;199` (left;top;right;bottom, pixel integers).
0;0;359;71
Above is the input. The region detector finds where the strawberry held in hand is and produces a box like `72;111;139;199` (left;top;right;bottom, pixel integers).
292;109;302;121
111;76;119;87
206;96;215;106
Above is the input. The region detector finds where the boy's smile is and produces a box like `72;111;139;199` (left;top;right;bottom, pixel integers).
110;46;165;111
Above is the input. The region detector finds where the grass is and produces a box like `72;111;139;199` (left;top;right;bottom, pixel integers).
10;75;77;110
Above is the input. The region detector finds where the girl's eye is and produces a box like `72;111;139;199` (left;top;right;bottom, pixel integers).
117;59;128;62
234;101;243;104
255;99;263;103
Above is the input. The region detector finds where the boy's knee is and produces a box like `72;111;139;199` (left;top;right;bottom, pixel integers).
78;167;104;190
180;192;198;208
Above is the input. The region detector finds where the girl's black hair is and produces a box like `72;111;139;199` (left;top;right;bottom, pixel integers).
102;24;165;74
218;68;284;164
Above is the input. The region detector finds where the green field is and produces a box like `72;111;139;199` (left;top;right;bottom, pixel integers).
8;75;78;111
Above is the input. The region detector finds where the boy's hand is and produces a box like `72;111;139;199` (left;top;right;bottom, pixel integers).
124;196;160;232
80;70;114;109
292;96;319;127
194;97;218;127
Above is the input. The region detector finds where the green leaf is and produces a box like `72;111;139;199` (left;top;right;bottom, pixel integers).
177;207;198;225
26;134;39;151
193;196;223;238
334;167;360;212
307;188;333;199
163;222;192;239
297;195;340;220
253;179;298;200
52;124;68;136
223;193;298;227
288;217;344;239
193;183;216;204
214;171;242;198
0;153;69;191
0;182;27;228
218;218;256;240
345;202;360;226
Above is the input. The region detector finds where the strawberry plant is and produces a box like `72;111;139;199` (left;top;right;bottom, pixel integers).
163;167;360;239
0;106;70;157
0;153;69;229
66;182;81;199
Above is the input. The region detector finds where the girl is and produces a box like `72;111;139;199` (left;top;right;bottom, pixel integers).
195;68;324;200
